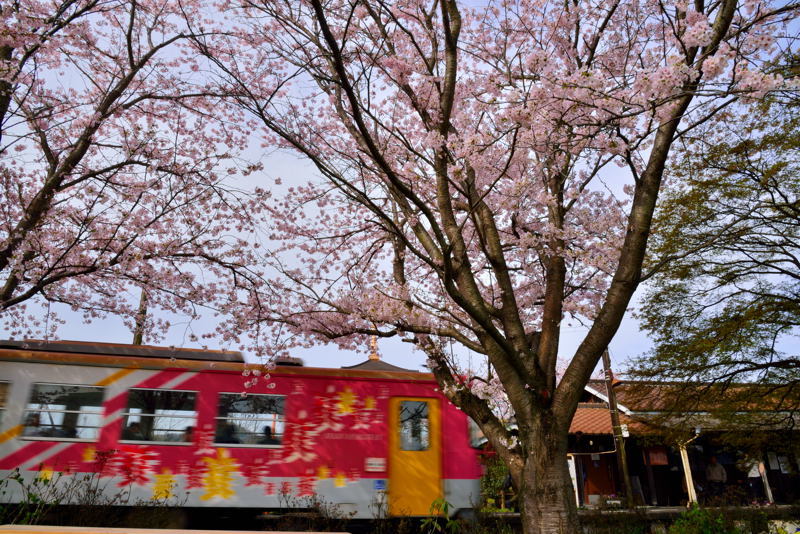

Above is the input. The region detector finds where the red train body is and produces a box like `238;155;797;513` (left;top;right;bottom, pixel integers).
0;341;482;518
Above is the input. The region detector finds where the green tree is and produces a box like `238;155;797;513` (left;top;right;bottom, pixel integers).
632;95;800;423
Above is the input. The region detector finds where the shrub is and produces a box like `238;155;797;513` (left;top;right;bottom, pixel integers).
668;505;746;534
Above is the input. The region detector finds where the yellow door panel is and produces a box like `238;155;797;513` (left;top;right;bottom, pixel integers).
388;397;442;516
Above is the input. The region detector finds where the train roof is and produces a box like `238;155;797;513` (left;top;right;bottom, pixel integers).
0;339;433;382
0;339;243;362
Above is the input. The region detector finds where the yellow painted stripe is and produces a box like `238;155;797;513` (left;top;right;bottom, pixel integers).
0;424;23;444
94;366;137;386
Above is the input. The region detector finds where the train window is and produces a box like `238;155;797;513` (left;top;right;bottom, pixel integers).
122;389;197;443
214;393;285;446
0;382;8;426
399;400;430;451
22;384;105;440
468;417;486;448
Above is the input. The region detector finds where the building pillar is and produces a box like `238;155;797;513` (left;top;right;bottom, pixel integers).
759;461;774;503
643;449;658;505
567;455;581;507
602;350;634;508
679;443;697;506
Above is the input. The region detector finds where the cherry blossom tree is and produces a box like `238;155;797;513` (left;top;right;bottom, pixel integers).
0;0;268;340
194;0;799;531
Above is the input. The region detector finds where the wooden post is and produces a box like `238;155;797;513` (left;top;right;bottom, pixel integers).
643;449;659;505
575;454;585;506
602;350;634;508
759;461;774;503
679;443;698;506
567;454;581;507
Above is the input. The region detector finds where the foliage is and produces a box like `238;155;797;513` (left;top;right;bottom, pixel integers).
631;95;800;430
0;468;65;525
0;465;187;528
420;498;460;534
577;507;799;534
480;455;514;512
366;513;520;534
667;506;748;534
577;507;800;534
579;508;651;534
270;490;357;532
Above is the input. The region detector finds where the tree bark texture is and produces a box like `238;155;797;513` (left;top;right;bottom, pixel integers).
520;421;578;534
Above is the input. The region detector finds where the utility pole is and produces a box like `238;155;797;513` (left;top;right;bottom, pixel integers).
132;289;148;345
603;349;634;508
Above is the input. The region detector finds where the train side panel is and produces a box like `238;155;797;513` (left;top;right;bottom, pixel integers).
0;359;481;518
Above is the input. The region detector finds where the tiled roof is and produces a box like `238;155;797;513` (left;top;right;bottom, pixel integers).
341;359;418;372
612;381;796;413
570;404;614;434
569;403;652;435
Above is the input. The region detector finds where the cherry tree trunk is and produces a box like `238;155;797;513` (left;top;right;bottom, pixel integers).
519;427;578;534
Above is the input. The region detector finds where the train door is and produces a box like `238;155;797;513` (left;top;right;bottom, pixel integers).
388;397;442;515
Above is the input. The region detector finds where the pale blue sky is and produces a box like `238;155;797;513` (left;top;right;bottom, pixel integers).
0;294;651;374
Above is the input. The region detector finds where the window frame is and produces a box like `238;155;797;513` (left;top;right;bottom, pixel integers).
0;381;9;429
120;387;198;445
398;399;431;451
213;392;286;448
21;382;106;442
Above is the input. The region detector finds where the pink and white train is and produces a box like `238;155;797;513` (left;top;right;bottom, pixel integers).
0;340;482;519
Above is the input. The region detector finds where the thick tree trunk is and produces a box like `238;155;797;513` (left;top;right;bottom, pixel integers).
519;426;578;534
